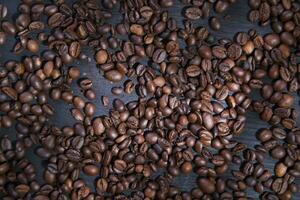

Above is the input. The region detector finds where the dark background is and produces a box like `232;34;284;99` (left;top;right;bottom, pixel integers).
0;0;299;199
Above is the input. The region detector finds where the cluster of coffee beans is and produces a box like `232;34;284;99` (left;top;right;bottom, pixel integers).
0;0;299;199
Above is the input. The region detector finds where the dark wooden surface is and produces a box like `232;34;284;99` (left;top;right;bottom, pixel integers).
0;0;299;199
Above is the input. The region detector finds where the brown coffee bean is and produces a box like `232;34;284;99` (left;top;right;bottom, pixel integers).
184;7;202;20
0;4;8;19
271;146;286;159
186;65;201;77
152;49;167;63
48;12;65;27
96;178;108;193
277;93;294;108
104;70;123;82
1;21;16;35
210;17;221;31
69;41;81;58
198;178;215;194
83;164;99;176
113;159;127;173
26;39;39;53
256;129;272;142
215;1;229;13
102;96;109;107
92;117;105;135
0;32;6;45
95;50;108;64
275;162;287;177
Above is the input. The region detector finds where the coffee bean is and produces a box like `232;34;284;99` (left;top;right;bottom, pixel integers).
95;50;108;64
96;178;108;193
1;21;16;35
104;70;123;82
186;65;201;77
210;17;221;31
152;49;167;64
277;93;294;108
0;4;8;19
48;12;65;27
215;1;229;13
256;129;272;142
184;7;202;20
101;96;109;107
69;41;81;58
0;32;6;45
83;164;99;176
198;178;215;194
271;146;286;159
26;39;40;53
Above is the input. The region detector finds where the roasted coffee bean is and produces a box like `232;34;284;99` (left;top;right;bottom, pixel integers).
198;178;215;194
210;17;221;31
0;4;8;19
95;50;108;64
69;41;81;58
1;21;16;35
104;70;123;82
152;49;167;64
184;7;202;20
83;164;99;176
0;32;6;45
27;39;39;53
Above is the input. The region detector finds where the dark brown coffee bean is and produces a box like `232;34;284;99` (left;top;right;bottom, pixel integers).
0;4;8;19
152;49;167;64
0;31;6;45
259;2;270;22
256;129;272;142
198;178;215;194
1;21;16;35
184;7;202;20
210;17;221;31
83;164;99;176
186;65;201;77
215;1;229;13
104;70;123;82
101;96;109;107
271;146;286;159
264;33;280;49
277;93;294;108
113;159;127;173
92;117;105;135
96;178;108;193
48;12;65;27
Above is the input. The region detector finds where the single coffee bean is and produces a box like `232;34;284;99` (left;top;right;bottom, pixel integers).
210;17;221;31
104;70;123;82
271;145;286;159
102;96;109;107
95;49;108;64
256;129;272;142
83;164;99;176
215;1;229;13
69;41;81;58
27;39;40;53
1;21;16;35
0;32;6;45
184;7;202;20
0;4;8;19
198;178;215;194
152;49;167;64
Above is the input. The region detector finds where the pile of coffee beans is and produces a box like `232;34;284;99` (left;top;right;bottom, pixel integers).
0;0;299;199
